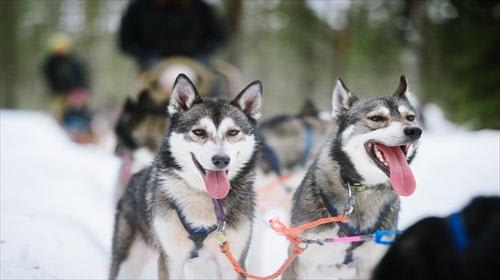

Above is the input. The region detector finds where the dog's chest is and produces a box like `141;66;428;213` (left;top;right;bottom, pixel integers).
152;211;251;263
161;177;218;226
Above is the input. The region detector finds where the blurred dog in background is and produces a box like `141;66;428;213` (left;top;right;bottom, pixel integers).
372;196;500;280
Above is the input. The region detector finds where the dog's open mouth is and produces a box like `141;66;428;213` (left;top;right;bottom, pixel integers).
191;153;231;200
364;142;416;196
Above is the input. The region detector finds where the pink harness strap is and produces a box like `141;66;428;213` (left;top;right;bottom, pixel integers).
333;236;364;243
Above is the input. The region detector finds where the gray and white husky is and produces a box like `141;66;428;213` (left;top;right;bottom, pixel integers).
283;76;422;279
109;74;263;279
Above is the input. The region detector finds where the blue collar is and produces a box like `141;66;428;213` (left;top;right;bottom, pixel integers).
447;212;469;253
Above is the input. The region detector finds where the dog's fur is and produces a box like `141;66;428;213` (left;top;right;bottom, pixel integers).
372;196;500;280
258;100;334;175
109;74;263;279
115;89;170;154
283;76;422;279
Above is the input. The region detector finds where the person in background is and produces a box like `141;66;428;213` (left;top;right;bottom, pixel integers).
41;33;93;143
118;0;226;71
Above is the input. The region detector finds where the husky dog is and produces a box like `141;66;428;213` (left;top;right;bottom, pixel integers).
372;196;500;280
258;100;334;176
283;76;422;279
109;74;263;279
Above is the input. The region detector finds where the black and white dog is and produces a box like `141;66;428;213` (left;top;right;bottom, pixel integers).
373;196;500;280
283;76;422;279
109;74;263;279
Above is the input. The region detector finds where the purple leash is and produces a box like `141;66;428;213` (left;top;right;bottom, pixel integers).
213;199;226;232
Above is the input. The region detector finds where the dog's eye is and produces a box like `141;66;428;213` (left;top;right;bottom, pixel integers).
192;129;207;137
368;116;385;122
406;115;415;121
227;129;240;137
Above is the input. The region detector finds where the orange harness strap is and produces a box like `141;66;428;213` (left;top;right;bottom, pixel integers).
218;215;347;280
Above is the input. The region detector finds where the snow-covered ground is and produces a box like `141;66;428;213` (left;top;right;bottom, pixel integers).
1;106;499;279
0;111;120;279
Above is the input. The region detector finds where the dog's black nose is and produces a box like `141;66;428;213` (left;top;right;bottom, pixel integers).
212;154;230;169
404;127;422;139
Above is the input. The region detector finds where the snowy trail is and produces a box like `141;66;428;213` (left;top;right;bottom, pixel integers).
1;110;120;279
1;107;499;278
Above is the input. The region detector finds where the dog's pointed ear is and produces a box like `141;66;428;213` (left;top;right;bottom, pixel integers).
299;99;319;118
332;78;357;119
231;81;263;119
393;75;409;98
138;89;155;106
168;74;201;115
393;75;419;107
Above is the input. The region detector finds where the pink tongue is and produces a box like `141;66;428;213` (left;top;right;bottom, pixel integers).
204;170;231;199
378;144;416;196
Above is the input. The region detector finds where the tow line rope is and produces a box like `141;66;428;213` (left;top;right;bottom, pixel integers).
213;181;400;280
215;215;347;280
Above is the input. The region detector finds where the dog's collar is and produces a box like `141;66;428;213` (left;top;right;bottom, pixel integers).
341;179;368;193
447;212;469;253
340;172;366;192
213;199;227;232
340;172;383;193
350;183;368;193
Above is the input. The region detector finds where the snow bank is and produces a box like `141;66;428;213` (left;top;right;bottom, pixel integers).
0;110;119;279
399;105;499;228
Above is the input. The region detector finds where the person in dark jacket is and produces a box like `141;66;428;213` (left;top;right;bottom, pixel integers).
42;33;93;143
43;45;88;95
118;0;226;70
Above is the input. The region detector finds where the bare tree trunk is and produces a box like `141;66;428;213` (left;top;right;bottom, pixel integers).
223;0;242;66
333;27;350;78
402;0;425;94
0;1;19;108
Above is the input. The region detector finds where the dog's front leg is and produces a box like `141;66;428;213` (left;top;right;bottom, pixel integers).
157;253;168;280
157;253;186;280
153;244;188;279
154;218;190;279
352;241;388;279
165;257;186;279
